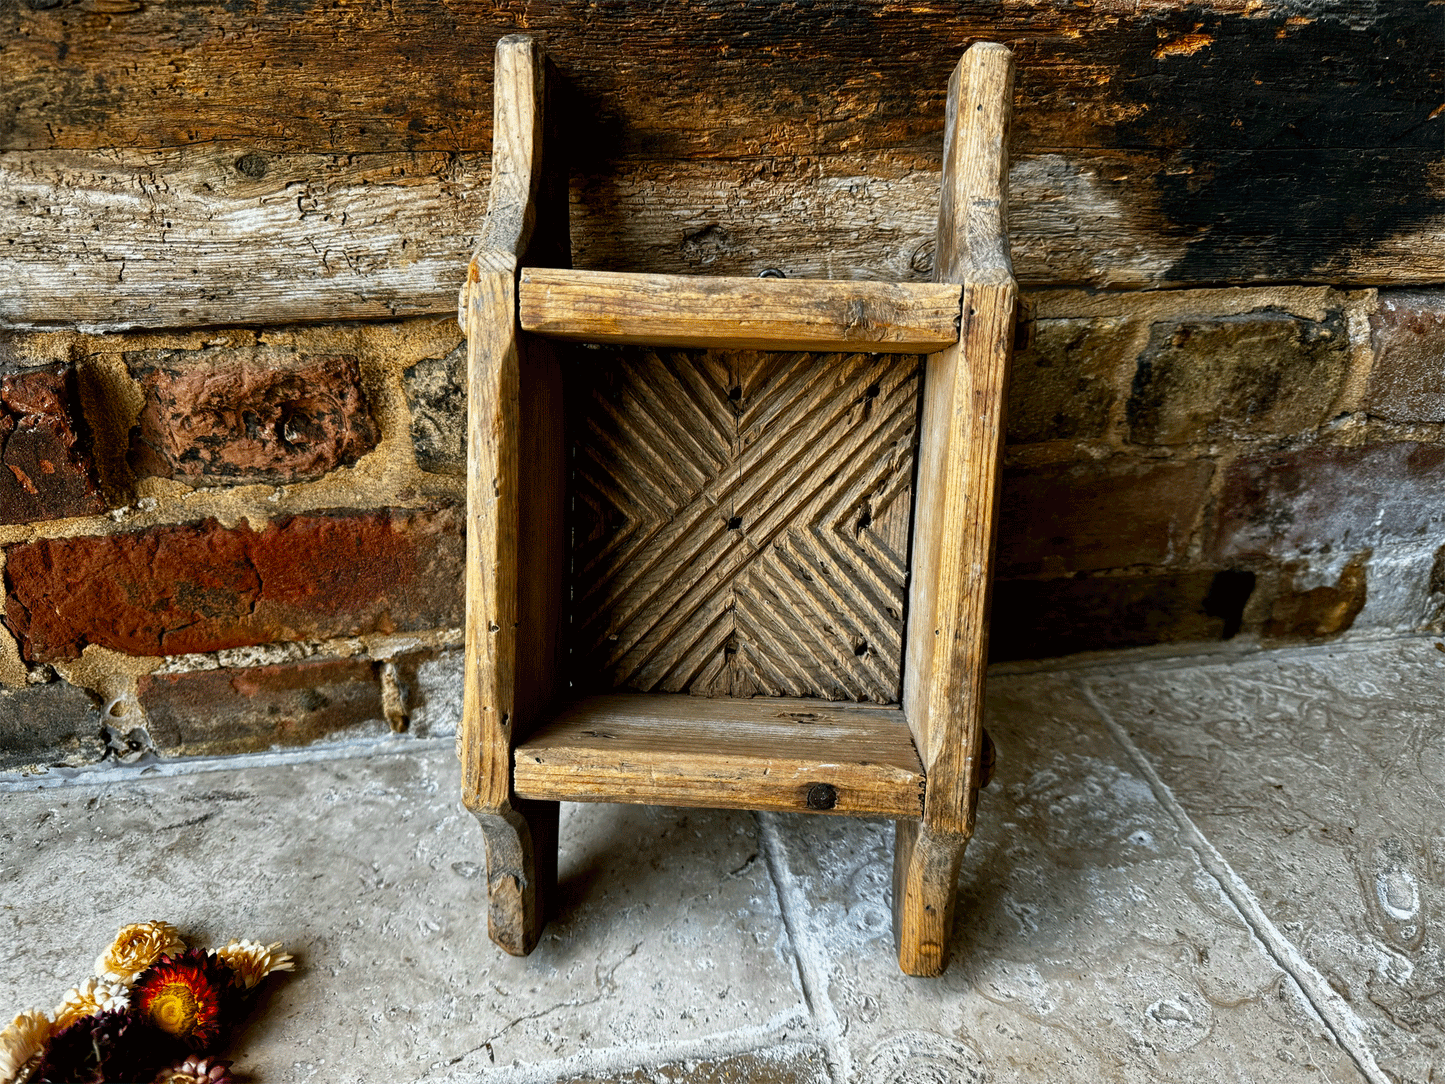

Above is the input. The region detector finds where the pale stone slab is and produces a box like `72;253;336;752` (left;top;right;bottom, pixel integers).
1085;637;1445;1084
766;671;1365;1083
0;748;806;1083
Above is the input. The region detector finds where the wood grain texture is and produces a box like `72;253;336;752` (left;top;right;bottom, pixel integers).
4;2;1441;330
5;1;1433;165
512;693;925;817
457;36;567;957
519;269;961;353
903;46;1017;837
892;817;968;977
6;140;1443;330
568;346;918;702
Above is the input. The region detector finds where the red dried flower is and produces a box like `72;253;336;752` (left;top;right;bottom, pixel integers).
132;952;231;1050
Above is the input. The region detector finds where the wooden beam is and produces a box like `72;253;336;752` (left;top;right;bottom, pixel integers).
512;693;925;818
4;145;1441;332
4;1;1433;168
518;268;961;353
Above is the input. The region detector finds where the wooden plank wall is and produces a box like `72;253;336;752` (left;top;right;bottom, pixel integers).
3;1;1441;329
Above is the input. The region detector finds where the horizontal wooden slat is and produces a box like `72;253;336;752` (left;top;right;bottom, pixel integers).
7;147;1441;331
512;693;925;817
518;269;960;352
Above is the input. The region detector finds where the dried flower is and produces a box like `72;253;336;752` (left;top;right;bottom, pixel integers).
96;921;186;983
33;1010;167;1084
133;952;230;1050
214;939;296;990
52;977;129;1030
0;1010;52;1084
153;1055;235;1084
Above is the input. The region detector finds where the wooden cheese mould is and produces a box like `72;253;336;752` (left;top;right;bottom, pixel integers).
458;34;1016;977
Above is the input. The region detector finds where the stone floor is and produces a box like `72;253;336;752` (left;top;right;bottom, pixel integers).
2;635;1440;1083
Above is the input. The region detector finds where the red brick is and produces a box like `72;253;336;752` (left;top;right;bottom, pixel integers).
1210;442;1445;559
128;350;378;484
137;657;385;756
3;504;463;662
997;459;1214;576
1367;292;1445;424
0;364;106;525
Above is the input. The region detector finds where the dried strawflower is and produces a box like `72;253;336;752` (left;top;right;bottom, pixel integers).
214;939;296;990
154;1055;235;1084
96;921;186;983
0;1010;52;1084
132;952;231;1050
51;977;129;1030
33;1010;167;1084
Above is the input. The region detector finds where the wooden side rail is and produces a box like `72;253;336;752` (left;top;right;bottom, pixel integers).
518;268;963;353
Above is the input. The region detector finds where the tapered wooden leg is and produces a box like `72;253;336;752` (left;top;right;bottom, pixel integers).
471;799;559;956
892;817;968;976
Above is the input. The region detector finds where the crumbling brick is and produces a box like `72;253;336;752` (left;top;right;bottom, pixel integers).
3;505;464;662
127;349;378;484
0;680;104;770
0;364;106;525
990;572;1232;662
1367;291;1445;424
137;657;385;756
1006;316;1131;445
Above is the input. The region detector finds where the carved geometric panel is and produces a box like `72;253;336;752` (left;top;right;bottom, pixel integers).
567;346;920;702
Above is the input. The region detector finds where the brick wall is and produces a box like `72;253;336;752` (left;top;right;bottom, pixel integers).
993;286;1445;660
3;285;1442;769
0;321;468;770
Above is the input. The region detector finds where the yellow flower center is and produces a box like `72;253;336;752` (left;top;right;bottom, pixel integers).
150;983;199;1036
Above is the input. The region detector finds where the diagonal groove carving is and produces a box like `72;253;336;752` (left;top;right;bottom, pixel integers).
568;346;920;702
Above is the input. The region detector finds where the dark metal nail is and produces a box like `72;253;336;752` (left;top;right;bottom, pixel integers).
806;782;838;810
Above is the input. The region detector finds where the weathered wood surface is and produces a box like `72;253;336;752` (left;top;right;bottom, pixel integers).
458;35;567;957
567;345;918;703
6;141;1443;330
4;1;1432;163
896;42;1016;977
512;693;925;817
892;816;968;978
904;43;1015;840
2;1;1441;329
519;269;961;353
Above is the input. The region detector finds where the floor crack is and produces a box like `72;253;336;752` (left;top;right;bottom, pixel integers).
757;811;851;1083
1078;676;1390;1084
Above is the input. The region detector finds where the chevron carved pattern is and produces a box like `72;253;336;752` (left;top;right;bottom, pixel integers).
568;347;919;702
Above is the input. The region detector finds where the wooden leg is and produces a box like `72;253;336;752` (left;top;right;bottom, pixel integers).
892;817;968;976
471;798;559;956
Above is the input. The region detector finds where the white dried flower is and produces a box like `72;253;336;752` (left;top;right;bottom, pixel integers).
214;939;295;989
52;976;128;1030
95;920;186;982
0;1010;52;1084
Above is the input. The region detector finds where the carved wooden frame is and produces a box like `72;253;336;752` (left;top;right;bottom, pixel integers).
458;34;1015;976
